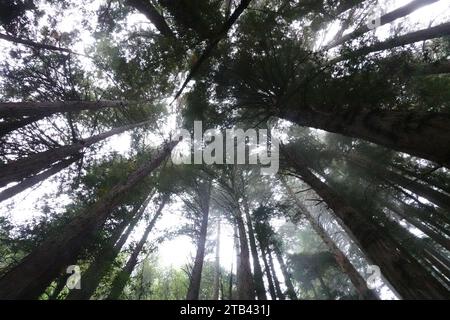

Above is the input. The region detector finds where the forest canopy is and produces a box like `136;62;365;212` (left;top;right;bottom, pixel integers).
0;0;449;301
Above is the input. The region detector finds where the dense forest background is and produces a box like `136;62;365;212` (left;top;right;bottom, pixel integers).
0;0;449;300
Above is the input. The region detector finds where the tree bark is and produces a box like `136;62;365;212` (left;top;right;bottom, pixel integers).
0;32;75;54
0;140;178;299
281;108;450;167
281;178;379;300
0;120;151;188
186;181;212;300
347;153;450;211
107;194;168;299
283;150;450;299
0;115;45;137
332;22;450;63
126;0;175;37
260;246;277;300
273;245;298;300
235;208;256;300
243;197;267;300
0;155;80;203
66;195;153;300
0;100;125;118
325;0;440;49
267;247;284;300
212;215;221;300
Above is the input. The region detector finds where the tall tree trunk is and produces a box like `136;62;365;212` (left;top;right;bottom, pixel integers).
186;181;212;300
347;153;450;211
0;155;80;203
267;247;284;300
107;195;168;299
172;0;252;101
212;215;221;300
0;115;45;137
48;272;70;300
0;120;151;188
281;178;378;300
243;198;267;300
325;0;439;49
235;208;256;300
0;100;125;118
66;194;153;300
281;108;450;167
0;140;178;299
332;22;450;63
126;0;175;37
0;32;75;54
272;245;298;300
260;246;277;300
283;150;450;299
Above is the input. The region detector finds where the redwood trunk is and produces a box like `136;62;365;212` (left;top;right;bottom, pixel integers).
0;141;178;299
107;195;168;299
283;151;450;299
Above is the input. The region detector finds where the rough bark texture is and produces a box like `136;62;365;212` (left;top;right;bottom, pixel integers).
107;195;168;299
260;246;277;300
282;178;379;300
0;140;178;299
186;181;212;300
282;108;450;167
283;150;450;299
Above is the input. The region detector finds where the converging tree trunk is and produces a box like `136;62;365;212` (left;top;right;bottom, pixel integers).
281;177;379;300
281;108;450;167
0;140;178;299
186;180;212;300
243;196;267;300
272;244;297;300
212;215;221;300
282;149;450;299
0;120;151;188
107;194;168;299
66;194;153;300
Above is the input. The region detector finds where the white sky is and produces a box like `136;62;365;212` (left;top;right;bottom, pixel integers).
0;0;448;299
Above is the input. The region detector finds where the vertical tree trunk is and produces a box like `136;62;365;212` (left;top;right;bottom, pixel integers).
273;245;298;300
267;247;284;300
66;194;153;300
281;178;379;300
283;151;450;299
260;246;277;300
0;120;151;188
325;0;439;49
0;115;45;137
235;208;256;300
243;198;267;300
107;195;168;299
212;215;221;300
0;140;178;299
186;181;212;300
